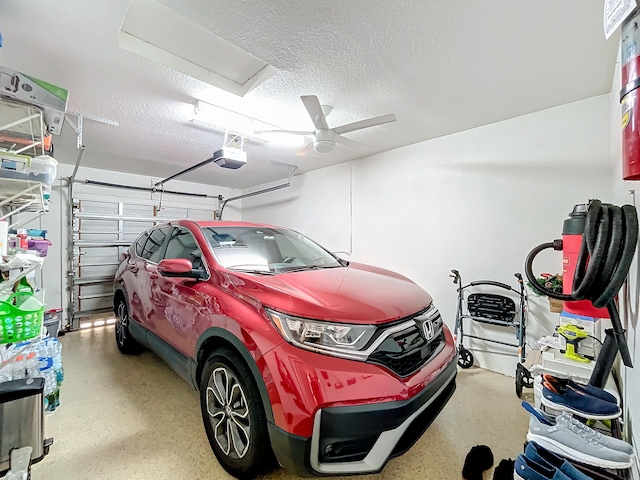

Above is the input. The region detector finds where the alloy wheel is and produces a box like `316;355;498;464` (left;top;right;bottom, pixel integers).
116;302;128;346
206;367;251;459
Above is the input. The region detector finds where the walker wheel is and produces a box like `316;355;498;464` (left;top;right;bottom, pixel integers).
458;347;474;369
516;365;524;398
515;363;533;398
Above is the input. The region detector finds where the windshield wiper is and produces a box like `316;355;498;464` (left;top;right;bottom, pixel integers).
227;267;276;275
281;265;342;273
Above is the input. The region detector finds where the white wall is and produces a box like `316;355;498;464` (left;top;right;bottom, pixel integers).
242;96;613;377
14;162;240;328
610;55;640;478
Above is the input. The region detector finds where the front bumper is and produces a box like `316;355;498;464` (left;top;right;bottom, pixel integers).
268;356;457;476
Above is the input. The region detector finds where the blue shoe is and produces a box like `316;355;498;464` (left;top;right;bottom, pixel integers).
525;442;593;480
541;381;621;420
543;375;618;405
514;454;573;480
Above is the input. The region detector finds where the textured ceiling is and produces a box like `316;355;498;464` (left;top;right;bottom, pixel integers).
0;0;618;189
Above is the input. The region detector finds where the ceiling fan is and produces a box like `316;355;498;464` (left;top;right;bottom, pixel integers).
255;95;397;156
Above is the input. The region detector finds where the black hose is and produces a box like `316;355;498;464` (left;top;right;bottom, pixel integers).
573;202;638;307
589;329;618;389
524;200;638;369
525;241;572;301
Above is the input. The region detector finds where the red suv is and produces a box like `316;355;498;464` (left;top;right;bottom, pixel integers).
113;220;457;479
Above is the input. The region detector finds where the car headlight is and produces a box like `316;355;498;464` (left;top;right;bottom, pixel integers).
266;308;376;360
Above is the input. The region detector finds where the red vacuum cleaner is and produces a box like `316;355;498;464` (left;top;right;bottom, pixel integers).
524;200;637;387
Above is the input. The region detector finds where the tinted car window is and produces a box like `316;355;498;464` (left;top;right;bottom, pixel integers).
140;226;170;262
135;231;150;257
163;227;204;269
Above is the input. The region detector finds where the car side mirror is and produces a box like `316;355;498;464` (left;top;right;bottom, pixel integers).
158;259;206;280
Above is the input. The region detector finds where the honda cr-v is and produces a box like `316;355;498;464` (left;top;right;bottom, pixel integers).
113;220;457;479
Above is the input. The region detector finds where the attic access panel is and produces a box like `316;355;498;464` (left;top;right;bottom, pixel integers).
118;0;277;97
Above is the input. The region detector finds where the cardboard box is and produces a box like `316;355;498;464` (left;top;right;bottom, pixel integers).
558;312;601;359
541;347;594;381
0;66;68;135
0;152;29;174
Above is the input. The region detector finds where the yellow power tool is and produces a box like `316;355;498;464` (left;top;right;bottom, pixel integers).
556;324;591;363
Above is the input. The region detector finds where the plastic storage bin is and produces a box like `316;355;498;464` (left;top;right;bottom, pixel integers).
27;239;51;257
25;155;57;198
0;154;57;199
43;309;61;338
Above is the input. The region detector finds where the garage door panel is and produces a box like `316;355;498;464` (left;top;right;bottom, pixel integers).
70;195;218;329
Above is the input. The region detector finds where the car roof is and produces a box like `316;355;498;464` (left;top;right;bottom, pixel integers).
176;219;284;230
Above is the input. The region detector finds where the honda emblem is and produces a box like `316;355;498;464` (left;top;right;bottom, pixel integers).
423;320;435;341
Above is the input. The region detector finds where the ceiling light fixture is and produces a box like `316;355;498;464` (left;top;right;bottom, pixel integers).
254;130;308;148
190;118;268;144
192;100;306;147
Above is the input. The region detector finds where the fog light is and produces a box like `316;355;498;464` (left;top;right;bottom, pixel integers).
320;436;379;463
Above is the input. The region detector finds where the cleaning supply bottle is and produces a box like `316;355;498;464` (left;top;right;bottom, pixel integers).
16;229;28;249
11;355;26;379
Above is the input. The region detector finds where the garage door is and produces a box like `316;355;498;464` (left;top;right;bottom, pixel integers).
69;196;215;330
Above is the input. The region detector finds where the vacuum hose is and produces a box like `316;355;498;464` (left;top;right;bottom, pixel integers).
524;200;638;369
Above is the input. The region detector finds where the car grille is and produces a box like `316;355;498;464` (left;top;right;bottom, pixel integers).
367;307;445;378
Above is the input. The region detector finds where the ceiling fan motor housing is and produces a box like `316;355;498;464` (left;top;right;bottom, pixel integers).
314;128;336;153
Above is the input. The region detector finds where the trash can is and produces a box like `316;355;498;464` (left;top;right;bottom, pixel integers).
43;309;62;338
0;377;46;474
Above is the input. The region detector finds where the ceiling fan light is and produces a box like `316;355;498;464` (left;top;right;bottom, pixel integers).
314;139;335;153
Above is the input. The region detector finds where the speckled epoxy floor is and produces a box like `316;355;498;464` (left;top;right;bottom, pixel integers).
31;326;531;480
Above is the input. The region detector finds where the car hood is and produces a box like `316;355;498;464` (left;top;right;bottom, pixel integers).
228;262;432;324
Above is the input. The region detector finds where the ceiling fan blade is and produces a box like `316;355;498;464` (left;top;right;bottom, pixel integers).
335;135;368;150
295;141;315;156
301;95;329;130
333;113;397;135
254;129;314;135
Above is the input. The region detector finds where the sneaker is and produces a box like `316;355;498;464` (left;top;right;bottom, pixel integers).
543;375;618;405
514;454;573;480
524;404;633;469
525;442;593;480
555;412;634;455
541;381;621;420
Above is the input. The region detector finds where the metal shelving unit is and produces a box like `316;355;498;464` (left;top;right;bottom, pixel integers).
0;178;46;228
0;98;47;158
0;177;47;302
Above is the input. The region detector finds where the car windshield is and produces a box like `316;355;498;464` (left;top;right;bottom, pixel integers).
201;226;343;273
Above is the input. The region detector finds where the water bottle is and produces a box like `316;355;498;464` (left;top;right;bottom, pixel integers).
39;357;58;413
11;355;26;380
0;365;12;383
50;338;64;385
26;352;41;378
50;369;60;409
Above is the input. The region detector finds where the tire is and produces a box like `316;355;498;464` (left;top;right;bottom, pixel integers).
515;364;524;398
114;296;143;355
200;348;277;479
458;347;474;369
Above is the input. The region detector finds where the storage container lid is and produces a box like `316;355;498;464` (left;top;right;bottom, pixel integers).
31;155;58;166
